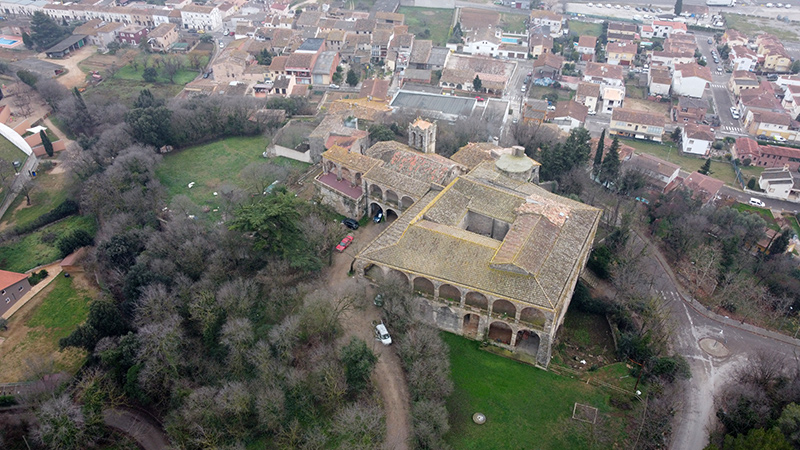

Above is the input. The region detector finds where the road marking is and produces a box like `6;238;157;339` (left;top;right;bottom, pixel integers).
711;83;727;89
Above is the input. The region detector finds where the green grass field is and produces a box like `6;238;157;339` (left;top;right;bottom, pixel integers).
732;203;781;232
528;85;574;103
500;13;527;33
398;7;454;46
156;136;308;218
622;139;740;186
27;275;91;341
0;135;27;169
86;78;185;107
443;333;629;449
1;170;69;230
785;214;800;238
568;21;604;37
114;63;199;85
0;215;96;273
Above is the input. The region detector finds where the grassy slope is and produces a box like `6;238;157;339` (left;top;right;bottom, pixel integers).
86;78;185;107
398;7;454;47
1;170;69;230
733;203;781;232
115;64;199;85
443;333;624;450
0;215;96;273
0;275;90;382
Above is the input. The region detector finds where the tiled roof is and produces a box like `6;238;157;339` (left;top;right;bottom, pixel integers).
409;39;432;64
450;142;500;168
286;52;315;69
684;123;715;141
627;153;680;179
366;140;460;186
612;108;665;128
357;163;600;309
578;35;597;48
752;110;792;126
552;100;588;122
735;137;760;157
674;62;712;82
584;62;623;80
321;145;379;173
0;270;27;290
682;171;724;201
576;82;600;98
533;52;564;69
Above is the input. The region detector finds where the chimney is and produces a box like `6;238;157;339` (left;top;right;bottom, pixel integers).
512;146;525;157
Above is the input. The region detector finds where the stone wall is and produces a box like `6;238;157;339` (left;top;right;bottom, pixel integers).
265;144;313;163
315;180;362;218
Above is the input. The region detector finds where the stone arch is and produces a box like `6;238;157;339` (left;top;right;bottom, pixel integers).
515;329;540;356
364;264;382;280
340;167;352;183
324;160;336;173
370;184;383;198
387;269;408;285
438;284;460;302
354;172;362;186
386;209;399;222
413;277;435;297
400;195;414;209
488;321;512;345
385;190;398;205
370;202;383;216
520;307;546;327
456;83;463;90
465;291;488;311
492;299;516;318
463;313;480;338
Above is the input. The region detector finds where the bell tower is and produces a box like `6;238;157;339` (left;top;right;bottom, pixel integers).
408;117;437;154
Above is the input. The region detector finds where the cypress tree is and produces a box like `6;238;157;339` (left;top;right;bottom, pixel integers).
593;129;605;178
40;130;54;157
599;137;621;188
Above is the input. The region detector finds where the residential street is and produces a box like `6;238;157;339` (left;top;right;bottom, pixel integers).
627;230;800;450
692;33;747;138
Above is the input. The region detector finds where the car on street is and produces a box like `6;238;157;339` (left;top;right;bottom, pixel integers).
749;198;766;207
342;218;359;230
335;235;354;252
730;107;740;119
708;38;714;44
329;84;340;89
521;85;526;93
773;136;788;142
375;323;392;345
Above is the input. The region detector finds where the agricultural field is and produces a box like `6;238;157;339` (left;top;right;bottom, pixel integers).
0;275;92;383
156;135;309;221
444;333;631;450
398;7;454;47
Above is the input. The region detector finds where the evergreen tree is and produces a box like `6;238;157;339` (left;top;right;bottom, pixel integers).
40;130;54;157
30;11;69;50
133;89;162;109
71;87;94;136
598;136;621;188
671;127;682;143
769;229;792;256
346;68;359;87
674;0;683;16
699;158;713;175
21;32;33;50
593;128;605;178
473;75;482;92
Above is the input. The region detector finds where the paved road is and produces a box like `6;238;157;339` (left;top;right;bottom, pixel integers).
627;230;800;450
103;407;171;450
691;34;747;139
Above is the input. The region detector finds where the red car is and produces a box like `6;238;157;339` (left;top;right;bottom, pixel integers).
336;235;354;252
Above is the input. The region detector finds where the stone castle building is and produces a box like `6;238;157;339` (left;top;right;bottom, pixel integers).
314;119;600;367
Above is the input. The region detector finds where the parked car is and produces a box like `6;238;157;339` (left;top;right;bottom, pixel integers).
749;198;766;207
773;136;788;142
342;218;359;230
375;323;392;345
373;211;383;223
335;235;354;252
329;84;340;89
708;38;713;44
188;29;198;34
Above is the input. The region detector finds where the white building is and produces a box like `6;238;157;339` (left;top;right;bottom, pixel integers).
758;167;800;202
672;63;712;99
681;123;715;156
180;4;222;31
729;45;758;72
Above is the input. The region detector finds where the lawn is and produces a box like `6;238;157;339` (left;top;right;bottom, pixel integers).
398;7;454;47
0;134;27;169
1;168;70;230
622;139;740;186
444;333;630;449
528;85;574;103
567;20;604;38
0;215;96;273
0;275;91;383
156;135;309;219
500;13;527;33
732;203;781;232
85;78;185;107
114;63;198;85
723;14;799;41
785;214;800;238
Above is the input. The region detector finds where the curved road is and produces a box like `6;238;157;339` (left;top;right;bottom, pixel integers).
103;407;171;450
628;230;800;450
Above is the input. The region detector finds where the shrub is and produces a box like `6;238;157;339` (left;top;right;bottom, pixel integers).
28;269;49;286
747;178;756;190
57;228;94;258
0;395;17;407
12;199;80;235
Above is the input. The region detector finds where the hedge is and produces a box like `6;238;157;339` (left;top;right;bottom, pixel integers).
12;199;79;236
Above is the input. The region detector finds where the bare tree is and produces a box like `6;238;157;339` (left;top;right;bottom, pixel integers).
240;162;289;195
162;55;184;83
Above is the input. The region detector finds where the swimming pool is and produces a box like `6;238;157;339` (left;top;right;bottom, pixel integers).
501;37;519;44
0;38;18;46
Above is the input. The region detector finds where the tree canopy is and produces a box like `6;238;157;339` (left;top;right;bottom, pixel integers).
30;11;70;50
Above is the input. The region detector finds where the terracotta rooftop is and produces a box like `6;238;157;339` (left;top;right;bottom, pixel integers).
684;123;715;141
0;270;27;291
576;82;600;98
584;62;623;80
578;35;597;48
612;108;665;128
674;62;712;82
682;171;724;202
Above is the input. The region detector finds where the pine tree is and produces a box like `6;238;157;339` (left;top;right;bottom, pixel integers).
346;68;359;87
599;136;621;188
71;87;94;136
21;32;33;50
699;158;712;175
40;130;54;157
473;75;482;92
674;0;683;16
769;228;792;256
593;129;605;178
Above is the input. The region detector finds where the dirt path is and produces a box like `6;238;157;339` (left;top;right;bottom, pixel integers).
103;407;171;450
325;221;412;450
45;45;95;90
